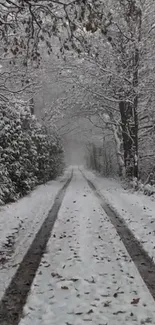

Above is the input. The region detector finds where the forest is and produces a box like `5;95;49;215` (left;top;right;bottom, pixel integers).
0;0;155;202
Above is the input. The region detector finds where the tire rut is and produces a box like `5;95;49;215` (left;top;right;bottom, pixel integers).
0;172;73;325
83;172;155;301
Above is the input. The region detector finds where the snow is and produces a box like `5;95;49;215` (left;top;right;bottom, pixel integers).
83;169;155;263
20;169;155;325
0;169;71;300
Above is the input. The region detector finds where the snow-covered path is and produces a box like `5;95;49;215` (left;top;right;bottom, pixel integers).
19;169;155;325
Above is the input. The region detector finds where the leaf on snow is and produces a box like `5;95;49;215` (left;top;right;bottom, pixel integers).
51;272;62;278
131;297;140;305
113;291;124;298
113;311;126;315
61;286;69;290
104;301;111;307
44;264;51;268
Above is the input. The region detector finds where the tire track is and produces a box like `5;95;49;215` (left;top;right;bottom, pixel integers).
82;171;155;301
0;172;73;325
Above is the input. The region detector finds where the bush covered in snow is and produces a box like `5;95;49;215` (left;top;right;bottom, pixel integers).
129;177;155;197
0;101;64;204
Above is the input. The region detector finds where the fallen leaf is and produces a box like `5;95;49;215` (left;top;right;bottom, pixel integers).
113;311;126;315
104;301;111;307
61;286;69;290
44;264;50;268
113;291;124;298
131;297;140;305
51;272;62;278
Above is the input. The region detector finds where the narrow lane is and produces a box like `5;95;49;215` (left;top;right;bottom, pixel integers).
19;169;155;325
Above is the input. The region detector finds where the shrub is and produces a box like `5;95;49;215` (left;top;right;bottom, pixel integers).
0;100;64;204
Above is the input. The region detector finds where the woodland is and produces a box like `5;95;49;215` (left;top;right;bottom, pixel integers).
0;0;155;202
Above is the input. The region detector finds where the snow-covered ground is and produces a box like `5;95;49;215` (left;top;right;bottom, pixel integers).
20;169;155;325
83;169;155;263
0;169;71;300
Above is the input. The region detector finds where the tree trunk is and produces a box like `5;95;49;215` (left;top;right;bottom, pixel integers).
132;47;139;178
119;99;138;178
112;124;126;177
118;1;141;179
